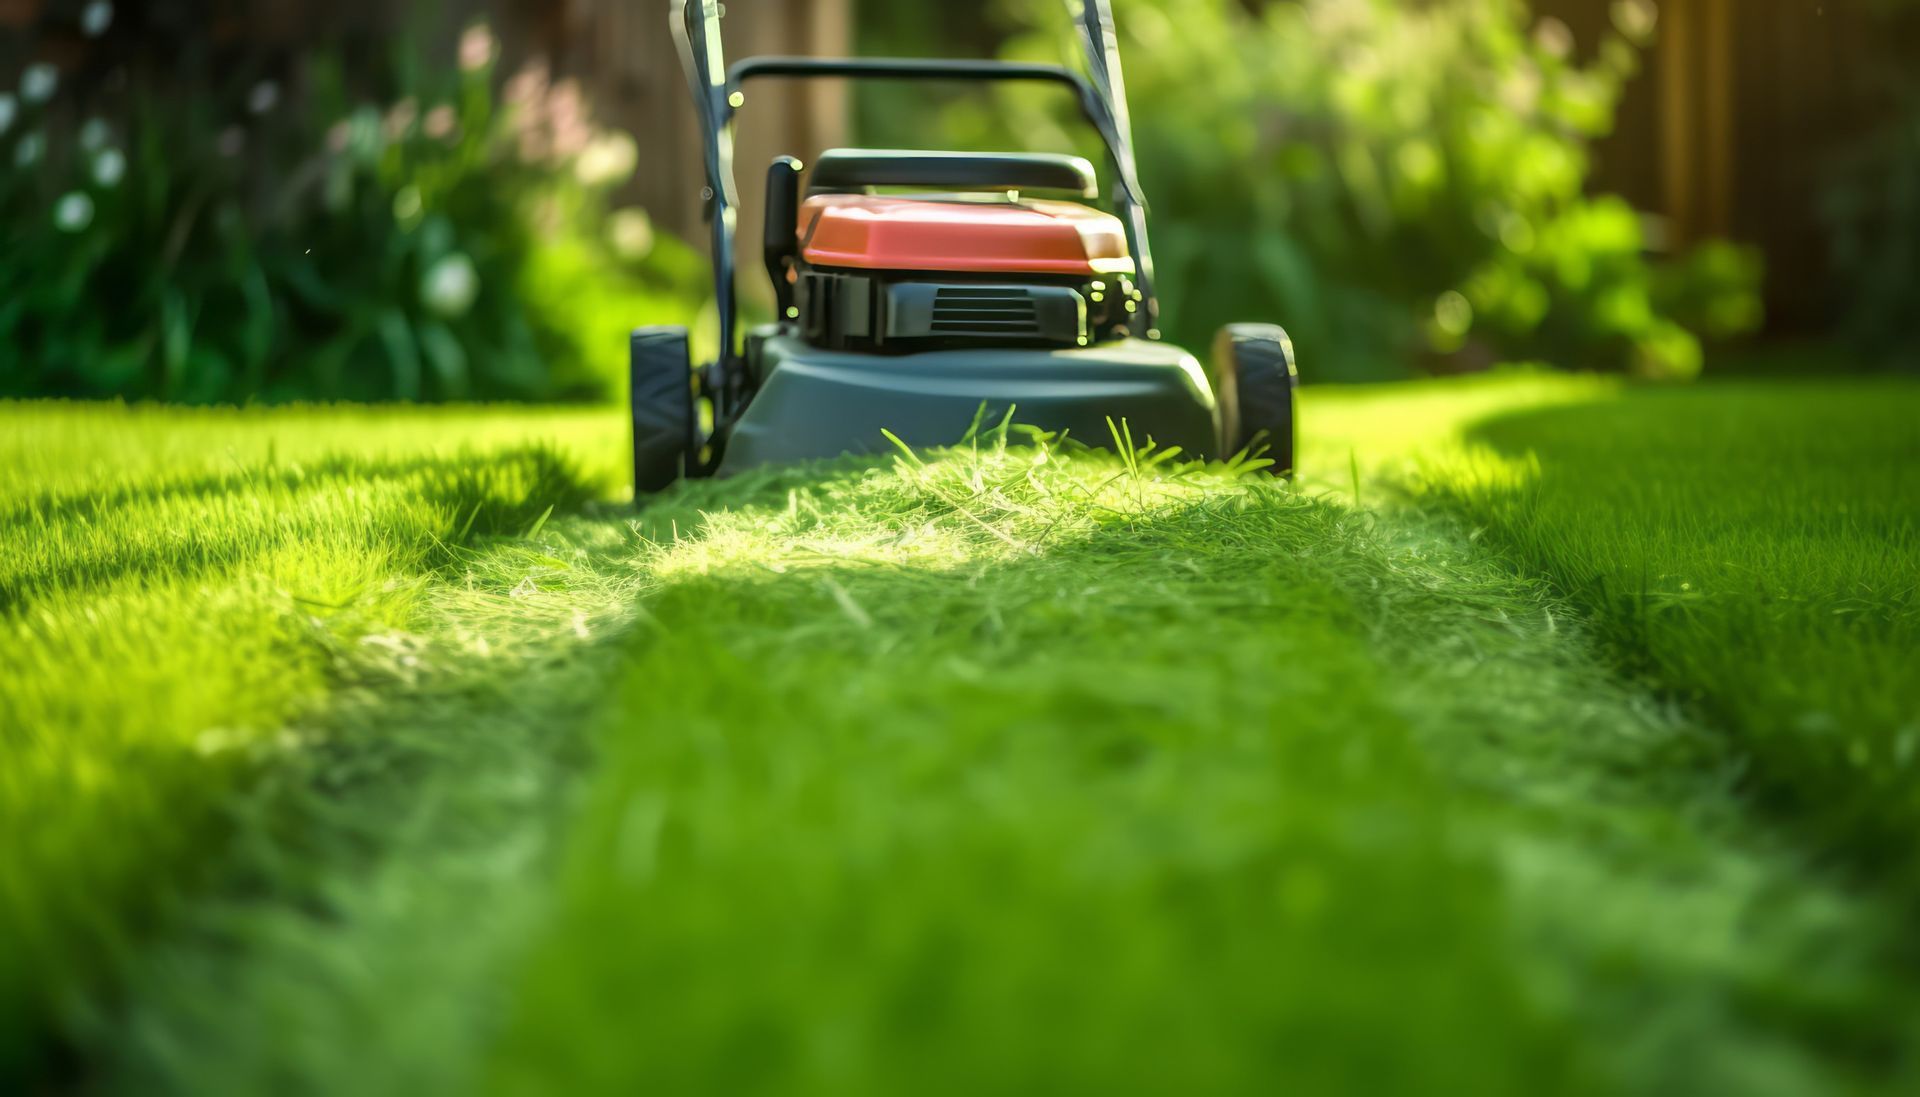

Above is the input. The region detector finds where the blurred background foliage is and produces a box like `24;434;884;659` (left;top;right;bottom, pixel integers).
859;0;1762;381
0;2;704;403
1820;0;1920;364
0;0;1915;400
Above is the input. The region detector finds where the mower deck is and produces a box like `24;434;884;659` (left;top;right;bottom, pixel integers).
720;331;1216;474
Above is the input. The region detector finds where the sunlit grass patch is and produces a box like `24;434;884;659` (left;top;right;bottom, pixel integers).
1399;380;1920;876
1305;373;1920;882
0;401;624;1074
1298;368;1617;498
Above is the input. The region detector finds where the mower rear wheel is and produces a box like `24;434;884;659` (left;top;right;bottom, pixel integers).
630;326;697;497
1209;323;1298;477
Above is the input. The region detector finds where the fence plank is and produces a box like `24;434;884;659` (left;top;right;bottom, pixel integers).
1540;0;1917;332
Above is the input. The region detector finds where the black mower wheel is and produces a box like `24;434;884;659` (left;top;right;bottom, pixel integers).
630;326;697;497
1209;323;1298;477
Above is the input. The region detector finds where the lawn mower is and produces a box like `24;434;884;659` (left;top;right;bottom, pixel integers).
632;0;1297;492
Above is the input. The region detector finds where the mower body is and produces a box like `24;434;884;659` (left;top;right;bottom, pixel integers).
722;331;1215;473
635;2;1296;492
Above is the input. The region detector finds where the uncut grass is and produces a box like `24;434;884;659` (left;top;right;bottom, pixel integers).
0;401;623;1077
96;513;656;1096
458;438;1911;1097
1318;379;1920;878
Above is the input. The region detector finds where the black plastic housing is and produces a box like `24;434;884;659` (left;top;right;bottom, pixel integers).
807;149;1099;197
797;268;1142;352
763;156;803;318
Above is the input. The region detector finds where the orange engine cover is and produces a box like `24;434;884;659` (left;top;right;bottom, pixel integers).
798;194;1135;278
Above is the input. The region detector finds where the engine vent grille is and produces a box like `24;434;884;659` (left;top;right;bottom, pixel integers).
930;287;1041;336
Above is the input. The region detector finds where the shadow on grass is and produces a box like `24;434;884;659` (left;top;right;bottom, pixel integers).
0;446;602;612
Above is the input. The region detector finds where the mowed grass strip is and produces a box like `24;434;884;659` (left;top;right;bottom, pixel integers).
0;402;622;1077
460;437;1909;1097
1319;378;1920;877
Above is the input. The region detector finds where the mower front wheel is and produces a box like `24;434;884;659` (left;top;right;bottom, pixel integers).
1209;323;1298;477
630;326;697;498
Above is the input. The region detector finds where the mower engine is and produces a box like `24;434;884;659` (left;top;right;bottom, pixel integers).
785;151;1144;354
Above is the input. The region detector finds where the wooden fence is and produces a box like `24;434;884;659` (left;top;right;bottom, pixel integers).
493;0;851;246
1538;0;1914;331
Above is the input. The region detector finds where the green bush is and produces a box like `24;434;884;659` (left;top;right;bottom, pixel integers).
1819;1;1920;364
0;16;701;403
860;0;1761;381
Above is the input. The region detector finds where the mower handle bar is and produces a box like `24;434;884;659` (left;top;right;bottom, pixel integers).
671;0;1159;425
724;57;1144;206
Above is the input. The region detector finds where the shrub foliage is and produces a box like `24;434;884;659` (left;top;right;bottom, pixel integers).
861;0;1761;380
0;10;701;402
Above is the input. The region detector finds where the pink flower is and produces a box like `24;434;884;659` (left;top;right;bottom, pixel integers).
385;97;418;140
460;24;497;72
548;79;590;159
423;105;457;141
504;62;549;113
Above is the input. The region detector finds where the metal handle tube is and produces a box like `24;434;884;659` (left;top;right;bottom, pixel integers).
725;56;1145;208
671;0;741;413
725;52;1159;337
1072;0;1157;334
669;0;1168;385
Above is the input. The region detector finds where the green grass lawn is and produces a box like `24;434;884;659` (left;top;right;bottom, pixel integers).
1430;383;1919;876
1309;375;1920;870
2;375;1917;1094
0;402;624;1073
